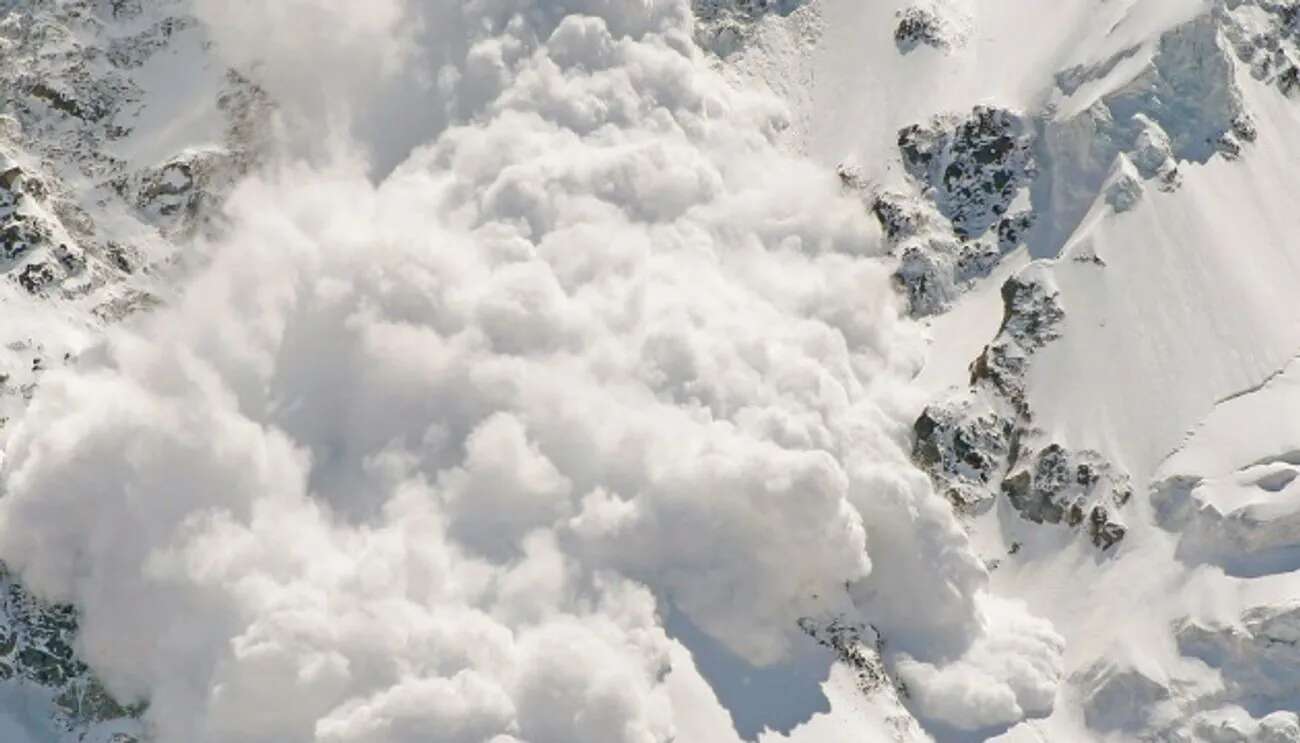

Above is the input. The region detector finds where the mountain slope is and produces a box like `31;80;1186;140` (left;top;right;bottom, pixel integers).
0;1;1299;742
727;0;1300;739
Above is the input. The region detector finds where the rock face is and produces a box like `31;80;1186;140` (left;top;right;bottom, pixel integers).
898;0;1300;557
893;4;965;54
898;106;1037;243
0;568;145;741
1039;10;1266;249
911;266;1132;550
0;0;266;301
1002;446;1132;551
1222;0;1300;99
797;617;893;695
970;274;1066;413
847;106;1038;317
912;395;1014;512
796;615;923;737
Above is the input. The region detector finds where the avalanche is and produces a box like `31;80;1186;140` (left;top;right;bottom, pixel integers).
1;0;1299;742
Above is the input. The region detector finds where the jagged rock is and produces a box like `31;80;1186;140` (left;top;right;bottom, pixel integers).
0;565;144;736
970;273;1065;411
898;106;1037;241
0;4;268;740
1220;0;1300;99
1;164;55;263
1104;155;1146;212
913;396;1014;512
797;617;896;695
17;261;60;294
1036;11;1264;257
875;106;1038;315
909;266;1131;550
856;179;1028;316
92;288;160;323
894;5;962;54
995;275;1065;353
868;189;926;242
111;146;244;239
1002;444;1131;549
892;239;959;316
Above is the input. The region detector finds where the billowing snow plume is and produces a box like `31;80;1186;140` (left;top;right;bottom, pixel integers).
0;0;1063;740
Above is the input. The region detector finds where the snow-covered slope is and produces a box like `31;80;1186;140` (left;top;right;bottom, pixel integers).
724;0;1300;739
1;0;1299;741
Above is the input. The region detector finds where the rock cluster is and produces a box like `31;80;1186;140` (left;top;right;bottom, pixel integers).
913;268;1132;549
0;567;144;741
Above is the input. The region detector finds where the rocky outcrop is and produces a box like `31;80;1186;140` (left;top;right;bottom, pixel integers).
797;617;894;695
913;395;1014;513
1040;10;1264;239
969;274;1065;412
1220;0;1300;99
0;567;144;742
898;106;1037;243
893;4;965;54
1002;445;1132;551
848;106;1038;316
912;268;1131;549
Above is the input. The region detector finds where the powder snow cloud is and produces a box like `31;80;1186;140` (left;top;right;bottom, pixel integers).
0;0;1063;739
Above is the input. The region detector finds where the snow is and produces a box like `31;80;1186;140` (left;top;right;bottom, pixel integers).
2;0;1300;741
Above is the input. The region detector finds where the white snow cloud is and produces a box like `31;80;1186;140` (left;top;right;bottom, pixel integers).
896;596;1065;731
0;0;1063;739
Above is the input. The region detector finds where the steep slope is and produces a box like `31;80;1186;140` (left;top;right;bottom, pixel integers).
2;0;1300;742
727;0;1300;739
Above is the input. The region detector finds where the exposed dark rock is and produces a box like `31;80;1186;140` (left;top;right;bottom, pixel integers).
797;617;897;695
880;106;1038;316
910;265;1130;551
0;565;144;731
898;106;1037;241
969;273;1065;412
894;7;954;54
17;262;59;294
869;190;925;242
1001;444;1131;550
913;397;1015;513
